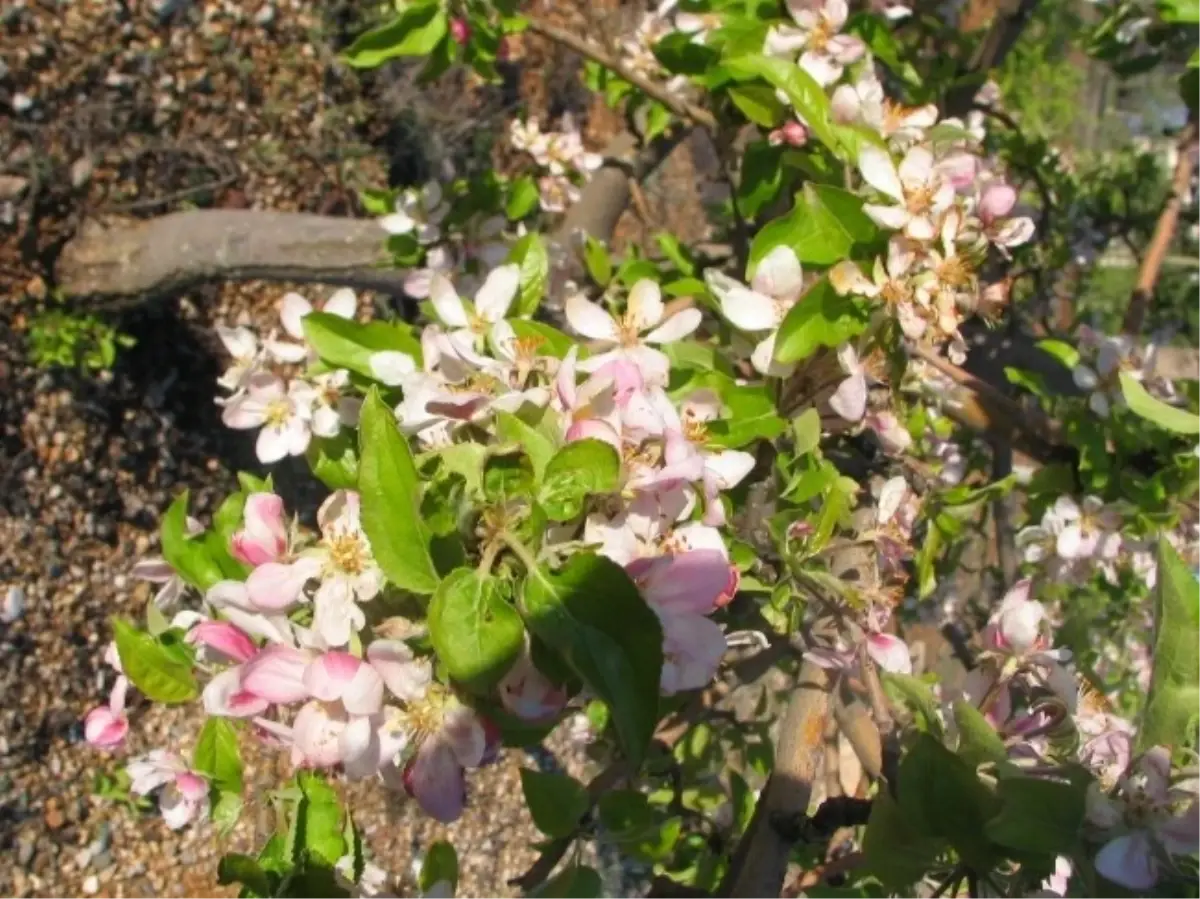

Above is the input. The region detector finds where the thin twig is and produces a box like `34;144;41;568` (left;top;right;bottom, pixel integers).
1122;118;1198;336
524;16;718;130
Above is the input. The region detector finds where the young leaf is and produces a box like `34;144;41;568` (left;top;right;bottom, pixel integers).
1120;372;1200;434
418;841;459;894
506;175;541;220
519;769;590;838
342;2;448;68
358;389;439;594
773;278;870;364
193;718;243;793
495;410;556;483
984;774;1087;856
791;408;822;456
112;617;198;704
953;700;1011;770
211;790;243;836
428;569;525;693
583;235;613;287
307;431;360;491
727;83;787;127
882;673;944;738
1137;537;1200;751
862;790;946;892
723;54;837;151
161;492;224;590
296;772;345;867
539;439;620;520
508;233;550;317
301;314;422;381
737;143;785;217
520;554;663;765
749;183;878;268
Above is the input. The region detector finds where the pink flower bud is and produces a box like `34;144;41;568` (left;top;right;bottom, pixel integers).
991;579;1046;654
979;182;1017;225
866;633;912;674
768;121;808;147
188;621;256;664
498;652;568;724
937;151;978;192
450;17;470;45
231;493;288;566
84;676;130;748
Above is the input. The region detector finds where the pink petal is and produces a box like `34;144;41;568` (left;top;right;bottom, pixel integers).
303;651;364;702
867;634;912;674
405;741;467;823
84;706;128;748
631;550;733;615
245;561;312;611
188;621;256;664
292;701;346;768
241;646;310;704
1094;832;1158;890
342;661;385;717
202;667;269;718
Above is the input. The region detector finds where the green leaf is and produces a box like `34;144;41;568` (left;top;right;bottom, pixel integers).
598;789;658;840
520;769;590;838
237;472;273;494
728;83;787;127
750;183;878;268
495;410;556;483
505;319;579;359
899;734;997;872
211;790;243;836
358;389;440;594
1120;372;1200;434
985;774;1087;856
862;789;945;892
654;232;695;276
161;492;223;590
953;700;1011;770
774;278;871;365
539;439;620;520
297;772;345;867
506;175;541;220
531;865;603;898
882;673;944;738
1037;339;1080;370
737;143;785;217
418;841;459;893
193;718;243;793
508;233;550;317
847;12;922;85
112;618;198;704
1158;0;1198;24
583;235;613;287
723;54;837;152
520;554;663;765
342;2;448;68
1138;537;1200;751
302;313;422;381
306;431;360;490
791;408;821;456
218;853;271;898
428;569;525;693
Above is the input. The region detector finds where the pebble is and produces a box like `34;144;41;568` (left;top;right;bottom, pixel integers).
81;874;98;895
253;3;275;25
70;156;94;188
2;586;25;622
44;800;64;830
0;174;29;202
11;92;33;113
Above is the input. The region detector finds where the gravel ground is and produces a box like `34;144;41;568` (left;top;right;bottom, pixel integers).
0;1;728;894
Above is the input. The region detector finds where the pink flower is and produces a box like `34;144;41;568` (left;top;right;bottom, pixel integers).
657;610;726;695
84;675;130;749
240;645;311;704
450;17;470;44
984;579;1047;655
221;372;316;464
766;0;865;86
628;550;737;616
858;145;955;241
126;750;210;830
768;120;808;147
498;648;568;723
302;651;385;717
705;246;804;377
866;633;912;675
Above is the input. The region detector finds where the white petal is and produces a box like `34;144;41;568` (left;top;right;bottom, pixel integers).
877;476;908;524
898;146;934;189
751;331;793;377
829;261;876;297
829;372;867;422
645;308;702;344
750;245;804;300
858;145;904;202
279;293;313;340
626;280;664;331
704;450;756;490
312;405;341;438
379;211;416;234
323;288;357;319
369;351;416;385
565;293;619;341
706;270;780;331
473;264;521;323
863;203;911;231
256;426;293;464
429;274;470;328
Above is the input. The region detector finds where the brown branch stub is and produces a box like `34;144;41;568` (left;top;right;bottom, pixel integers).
57;211;408;301
524;16;718;131
1122;120;1199;336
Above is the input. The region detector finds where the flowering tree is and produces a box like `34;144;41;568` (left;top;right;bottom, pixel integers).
82;1;1200;897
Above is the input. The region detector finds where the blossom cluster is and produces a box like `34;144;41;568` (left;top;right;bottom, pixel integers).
509;115;602;213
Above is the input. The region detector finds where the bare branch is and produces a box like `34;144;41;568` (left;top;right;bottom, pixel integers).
1122;119;1199;336
524;17;718;131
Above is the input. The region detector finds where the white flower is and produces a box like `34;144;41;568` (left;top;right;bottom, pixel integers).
266;289;357;364
429;265;521;351
829;344;868;422
221;373;316;464
858;145;955;241
831;72;937;147
765;0;865;86
704;245;804;376
380;182;449;244
216;325;264;393
564;279;701;386
1053;495;1122;562
308;370;362;438
830;237;926;339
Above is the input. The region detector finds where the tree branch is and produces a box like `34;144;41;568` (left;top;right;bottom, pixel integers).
1121;119;1198;336
524;16;717;131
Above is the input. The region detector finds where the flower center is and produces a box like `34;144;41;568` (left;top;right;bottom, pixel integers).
393;683;451;745
906;186;934;215
880;279;912;306
264;399;292;428
682;415;709;445
617;313;643;348
937;255;973;289
809;19;835;53
325;532;368;575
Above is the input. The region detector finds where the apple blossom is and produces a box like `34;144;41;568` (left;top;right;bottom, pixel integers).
267;288;357;364
380;181;449;244
216;325;264;393
565;280;701;386
858;144;955;241
230;492;288;566
84;674;130;749
497;646;568;723
428;265;521;350
830;237;927;340
127;750;211;830
765;0;865;86
705;245;805;376
221;372;316;464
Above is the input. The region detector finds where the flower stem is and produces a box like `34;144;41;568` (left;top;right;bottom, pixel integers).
500;532;542;575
